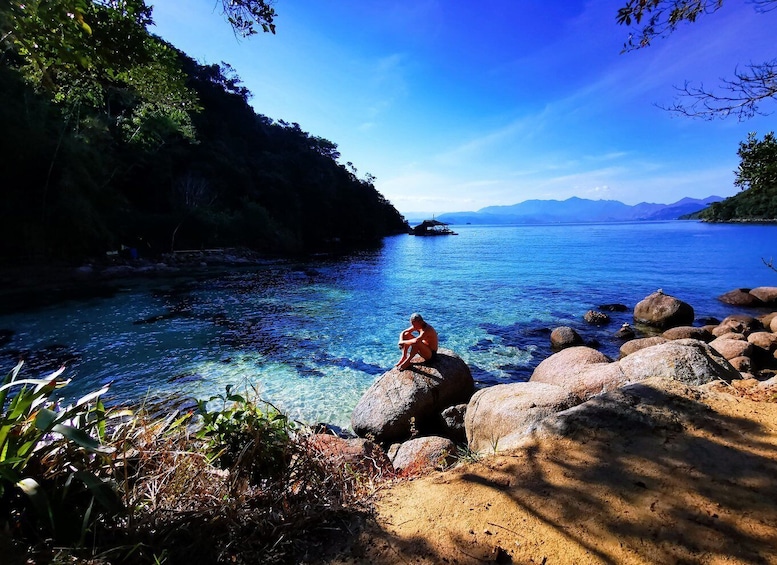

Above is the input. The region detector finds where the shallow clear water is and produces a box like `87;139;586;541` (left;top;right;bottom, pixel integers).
1;221;775;430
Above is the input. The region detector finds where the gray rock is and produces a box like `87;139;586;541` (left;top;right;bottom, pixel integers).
440;404;467;443
351;348;474;444
584;310;611;325
390;436;457;473
465;382;580;454
536;377;708;441
634;291;694;329
618;339;739;385
550;326;583;350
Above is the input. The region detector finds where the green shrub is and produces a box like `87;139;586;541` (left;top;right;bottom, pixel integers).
195;385;295;484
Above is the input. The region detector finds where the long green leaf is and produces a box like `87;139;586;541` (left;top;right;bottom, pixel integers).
74;470;124;514
34;410;115;454
0;360;25;409
76;384;110;408
51;423;115;455
34;407;58;431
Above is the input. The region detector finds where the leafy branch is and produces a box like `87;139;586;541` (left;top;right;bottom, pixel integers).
616;0;777;120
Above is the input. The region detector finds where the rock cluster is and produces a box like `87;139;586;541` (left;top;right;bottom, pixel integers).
341;287;777;473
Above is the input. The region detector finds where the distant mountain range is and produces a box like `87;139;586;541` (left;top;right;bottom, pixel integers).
423;196;723;225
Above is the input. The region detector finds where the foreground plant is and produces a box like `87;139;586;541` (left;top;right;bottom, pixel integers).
0;373;380;563
111;386;377;563
0;361;121;545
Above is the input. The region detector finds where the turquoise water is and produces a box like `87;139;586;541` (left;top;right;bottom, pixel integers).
1;221;775;430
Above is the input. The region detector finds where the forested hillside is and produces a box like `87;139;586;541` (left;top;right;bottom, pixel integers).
690;132;777;222
0;2;407;262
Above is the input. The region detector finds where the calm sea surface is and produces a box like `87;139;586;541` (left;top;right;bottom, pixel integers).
1;222;776;429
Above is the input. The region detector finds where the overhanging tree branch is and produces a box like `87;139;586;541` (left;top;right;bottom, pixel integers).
616;0;777;120
659;60;777;120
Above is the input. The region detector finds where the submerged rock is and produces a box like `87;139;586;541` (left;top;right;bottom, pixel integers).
550;326;584;350
584;310;611;325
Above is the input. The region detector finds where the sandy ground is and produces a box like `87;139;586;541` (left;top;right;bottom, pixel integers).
322;381;777;564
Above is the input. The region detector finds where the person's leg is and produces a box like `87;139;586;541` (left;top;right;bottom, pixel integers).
398;342;432;370
396;329;415;367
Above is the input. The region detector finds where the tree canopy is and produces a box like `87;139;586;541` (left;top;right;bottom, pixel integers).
616;0;777;120
0;0;407;261
690;131;777;220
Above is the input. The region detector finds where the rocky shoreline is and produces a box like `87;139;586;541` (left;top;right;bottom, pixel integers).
323;288;777;477
0;248;277;313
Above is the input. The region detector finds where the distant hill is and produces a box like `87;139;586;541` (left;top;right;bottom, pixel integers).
434;196;723;225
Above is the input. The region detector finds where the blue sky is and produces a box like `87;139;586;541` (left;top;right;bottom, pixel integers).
150;1;776;216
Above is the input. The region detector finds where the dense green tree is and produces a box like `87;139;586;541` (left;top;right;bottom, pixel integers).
690;132;777;220
617;0;777;119
735;132;777;194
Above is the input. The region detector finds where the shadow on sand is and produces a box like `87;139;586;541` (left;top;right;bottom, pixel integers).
332;380;777;564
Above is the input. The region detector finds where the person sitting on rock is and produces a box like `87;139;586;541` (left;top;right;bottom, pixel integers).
396;312;439;371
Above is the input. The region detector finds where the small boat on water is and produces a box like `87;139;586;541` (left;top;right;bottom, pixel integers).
409;219;458;236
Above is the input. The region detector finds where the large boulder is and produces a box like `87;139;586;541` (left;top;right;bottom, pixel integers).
465;382;579;454
351;348;474;444
529;346;621;399
718;288;764;307
390;436;457;473
530;346;610;384
749;287;777;306
618;339;739;385
550;326;583;350
536;377;710;441
633;291;695;329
